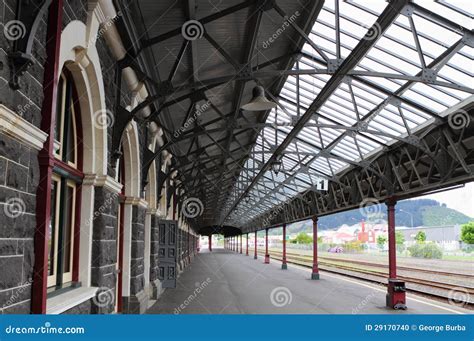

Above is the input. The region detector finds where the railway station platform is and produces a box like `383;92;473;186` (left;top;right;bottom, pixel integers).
147;249;468;315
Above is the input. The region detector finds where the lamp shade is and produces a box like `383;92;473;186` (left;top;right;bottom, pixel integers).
241;85;277;111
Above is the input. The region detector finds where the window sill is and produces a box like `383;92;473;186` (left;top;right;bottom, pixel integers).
47;287;98;314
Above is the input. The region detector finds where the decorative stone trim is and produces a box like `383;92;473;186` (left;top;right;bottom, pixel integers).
124;196;140;205
138;198;148;209
164;153;172;166
123;196;149;208
47;287;98;314
59;20;108;175
146;208;158;215
150;279;164;300
90;0;106;23
155;208;167;218
0;104;48;151
83;174;123;193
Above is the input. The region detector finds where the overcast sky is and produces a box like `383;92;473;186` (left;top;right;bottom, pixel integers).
410;181;474;218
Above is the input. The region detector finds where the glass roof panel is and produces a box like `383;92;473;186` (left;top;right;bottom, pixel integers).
223;0;474;227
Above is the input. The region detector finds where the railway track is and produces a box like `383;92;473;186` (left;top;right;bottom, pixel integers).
247;249;474;301
274;249;473;278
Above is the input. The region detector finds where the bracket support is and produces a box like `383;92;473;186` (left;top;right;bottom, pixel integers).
8;0;52;89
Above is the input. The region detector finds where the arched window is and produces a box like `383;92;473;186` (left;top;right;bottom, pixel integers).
48;69;83;291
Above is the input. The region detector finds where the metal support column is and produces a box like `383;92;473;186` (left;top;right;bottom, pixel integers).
282;224;287;270
264;228;270;264
388;200;397;279
311;216;320;280
240;234;242;254
254;231;258;259
209;235;212;252
246;233;249;256
386;199;407;309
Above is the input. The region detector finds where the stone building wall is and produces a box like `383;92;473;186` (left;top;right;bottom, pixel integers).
90;186;119;314
149;215;161;298
0;0;47;314
130;205;145;295
0;134;38;314
0;0;198;315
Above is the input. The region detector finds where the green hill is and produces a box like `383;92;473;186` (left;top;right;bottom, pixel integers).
421;205;472;226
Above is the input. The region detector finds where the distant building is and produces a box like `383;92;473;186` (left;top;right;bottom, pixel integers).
399;225;462;250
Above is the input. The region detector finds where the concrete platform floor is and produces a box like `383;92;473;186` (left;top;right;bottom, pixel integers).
147;248;468;314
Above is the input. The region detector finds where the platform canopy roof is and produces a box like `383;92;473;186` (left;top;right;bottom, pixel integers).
119;0;474;235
